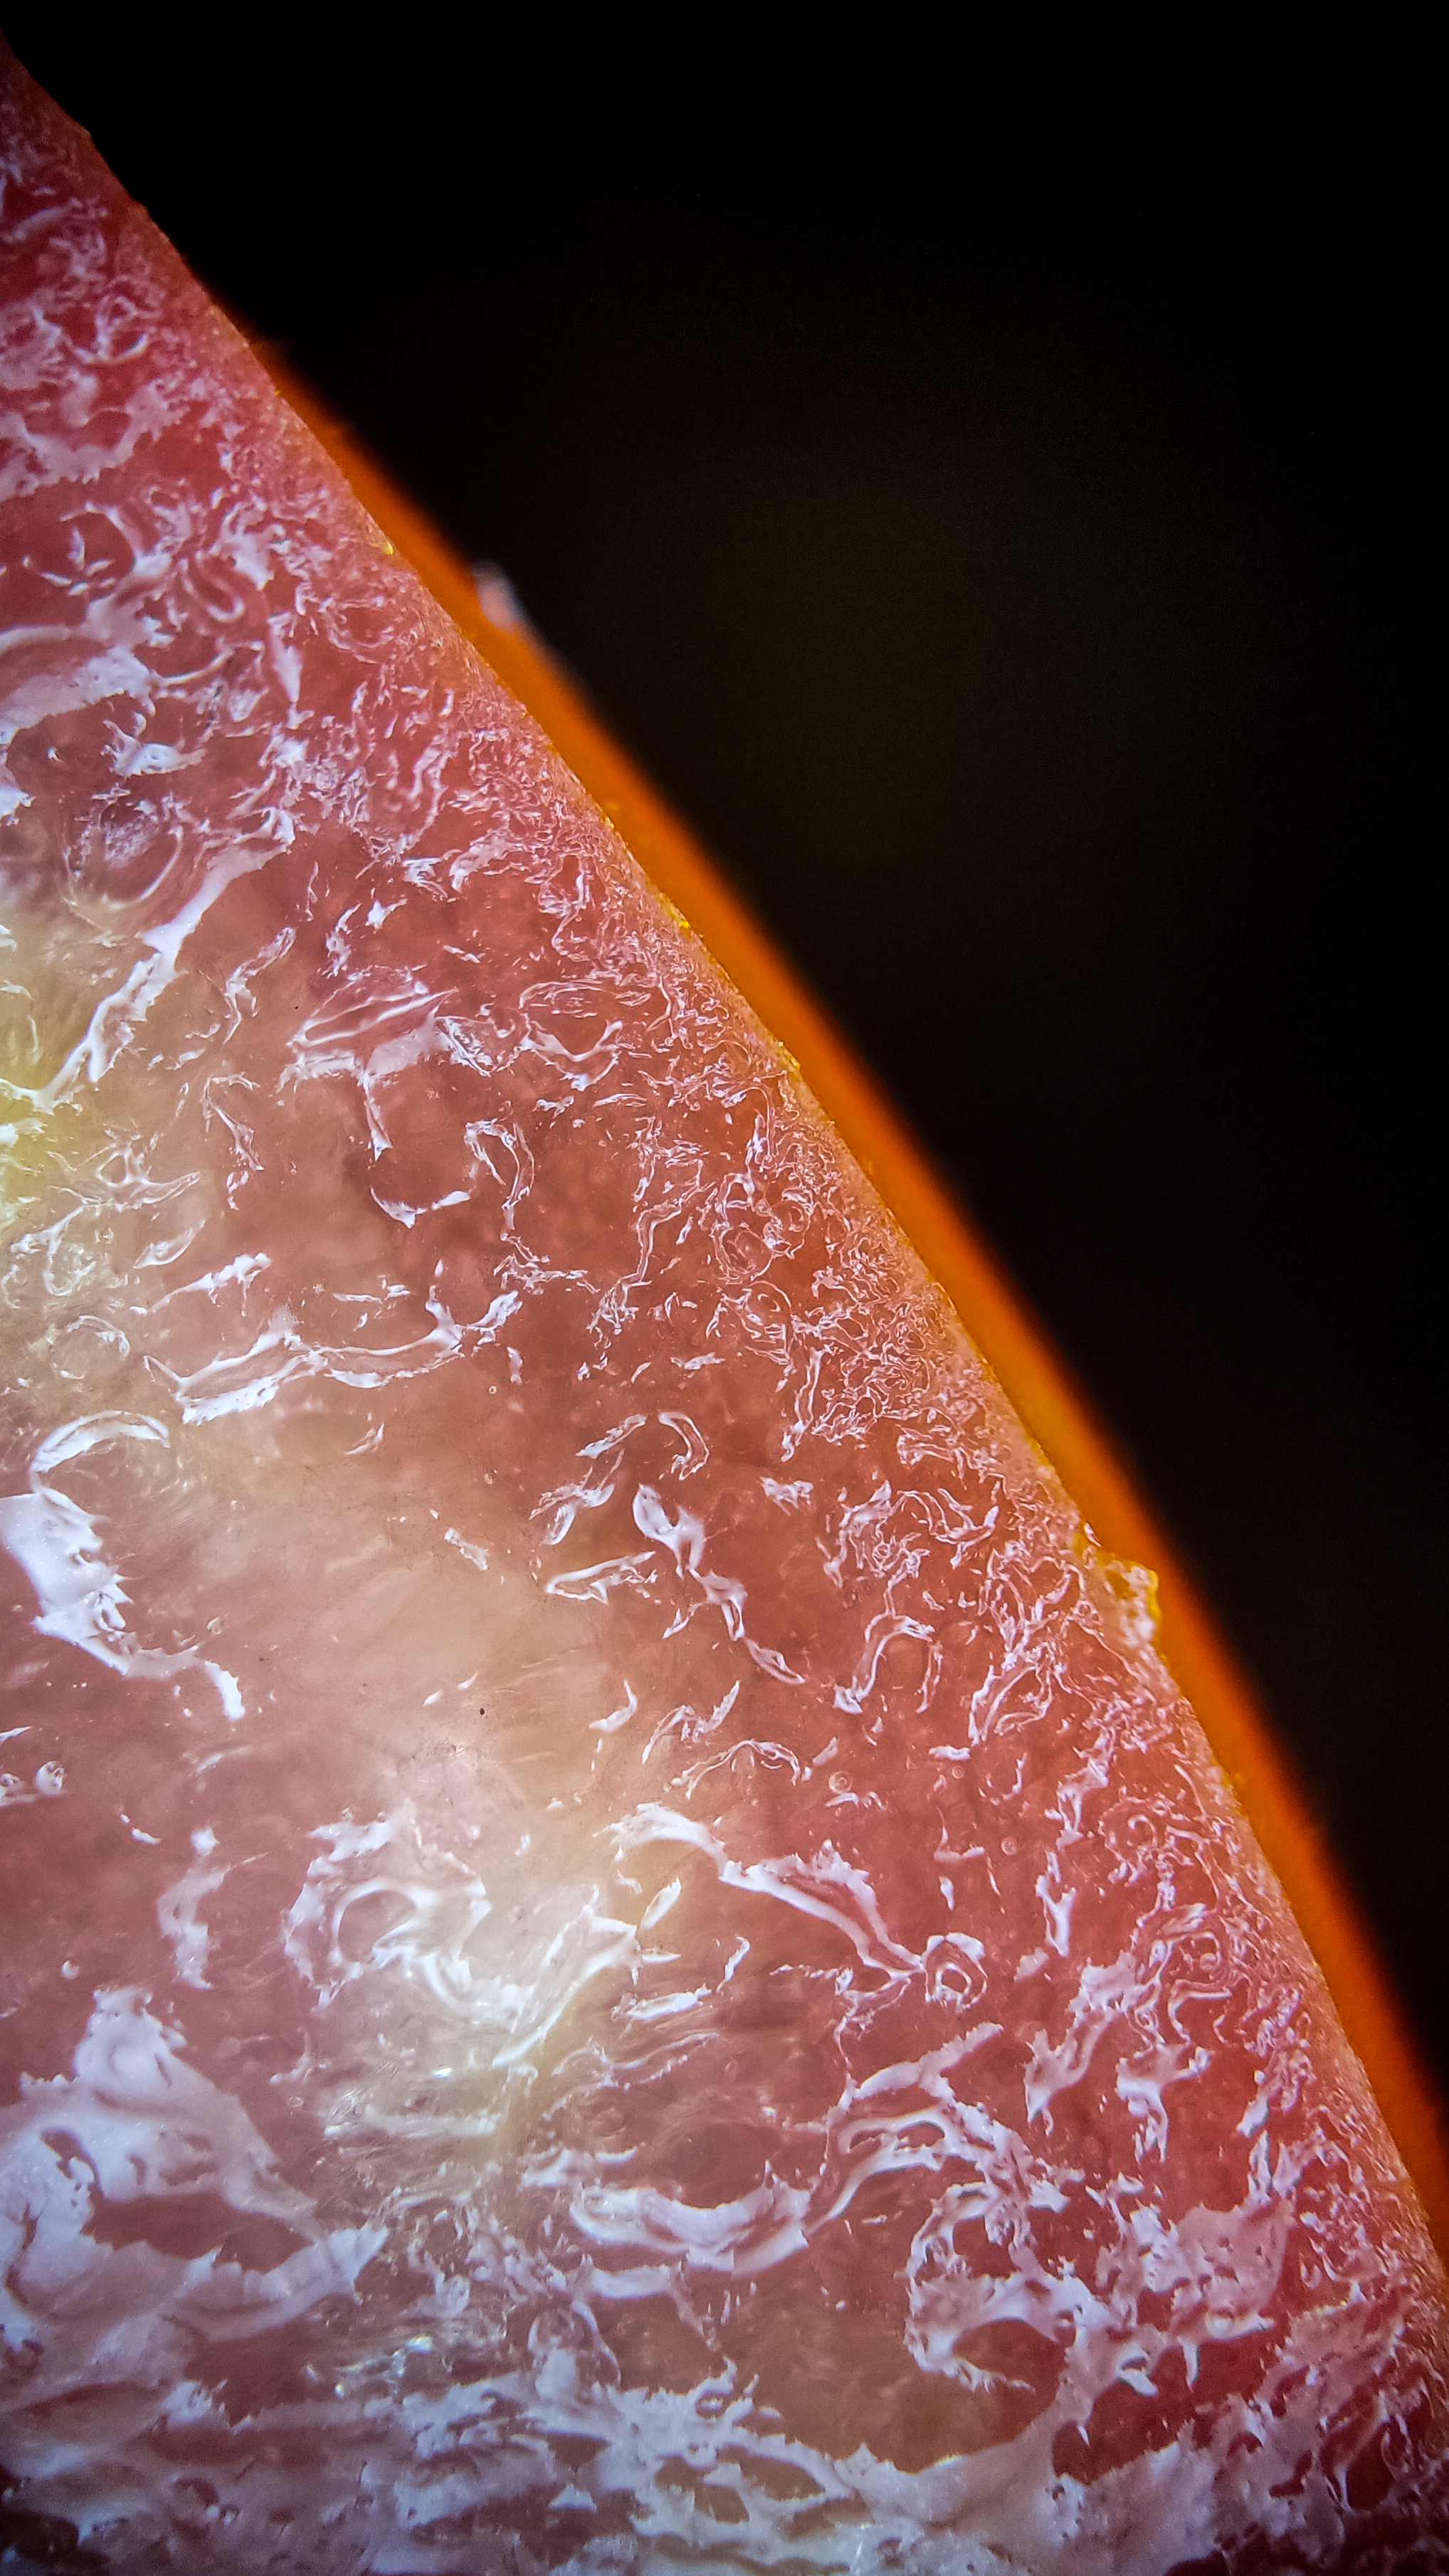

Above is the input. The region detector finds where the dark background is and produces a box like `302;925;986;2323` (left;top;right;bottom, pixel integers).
6;31;1442;2082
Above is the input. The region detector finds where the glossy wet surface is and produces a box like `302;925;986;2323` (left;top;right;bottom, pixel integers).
1;52;1446;2573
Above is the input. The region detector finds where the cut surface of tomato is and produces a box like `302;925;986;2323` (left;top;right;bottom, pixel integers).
1;44;1445;2572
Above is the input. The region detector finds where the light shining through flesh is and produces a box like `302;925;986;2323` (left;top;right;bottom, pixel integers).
1;48;1446;2575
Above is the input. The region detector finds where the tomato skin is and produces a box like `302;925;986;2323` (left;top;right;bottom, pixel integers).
1;39;1446;2570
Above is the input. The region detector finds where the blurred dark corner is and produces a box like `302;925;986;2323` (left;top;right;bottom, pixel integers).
4;28;1440;2077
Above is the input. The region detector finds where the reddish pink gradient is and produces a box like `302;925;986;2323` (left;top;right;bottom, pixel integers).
1;48;1445;2573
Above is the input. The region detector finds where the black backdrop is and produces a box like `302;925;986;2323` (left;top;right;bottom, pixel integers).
6;30;1441;2084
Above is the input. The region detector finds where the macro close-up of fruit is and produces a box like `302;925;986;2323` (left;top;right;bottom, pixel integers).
1;35;1445;2576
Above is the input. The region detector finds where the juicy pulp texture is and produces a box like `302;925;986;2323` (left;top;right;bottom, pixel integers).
1;50;1447;2575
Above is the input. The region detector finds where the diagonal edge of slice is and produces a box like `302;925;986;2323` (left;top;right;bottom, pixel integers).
224;330;1449;2264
